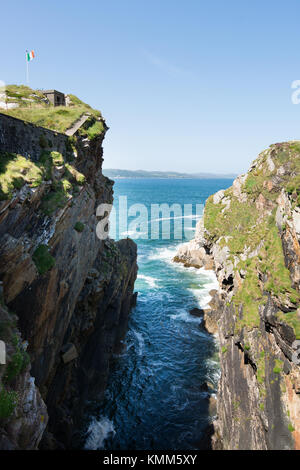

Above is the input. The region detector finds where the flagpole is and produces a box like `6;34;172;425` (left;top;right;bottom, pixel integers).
26;51;29;85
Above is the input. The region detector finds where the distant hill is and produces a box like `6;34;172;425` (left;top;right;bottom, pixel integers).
103;169;237;179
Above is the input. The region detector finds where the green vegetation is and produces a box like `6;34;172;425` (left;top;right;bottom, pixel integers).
288;423;295;433
3;105;86;133
0;153;43;200
80;119;105;140
257;351;265;385
32;245;55;275
273;359;283;374
1;86;103;135
65;163;85;185
0;387;18;419
4;347;29;384
277;310;300;339
74;221;85;232
204;142;300;334
4;85;46;107
40;162;85;215
41;177;75;215
221;346;228;354
0;148;86;219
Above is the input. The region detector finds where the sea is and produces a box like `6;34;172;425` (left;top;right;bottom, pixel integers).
83;177;233;450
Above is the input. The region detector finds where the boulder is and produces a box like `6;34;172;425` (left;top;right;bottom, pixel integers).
61;343;78;364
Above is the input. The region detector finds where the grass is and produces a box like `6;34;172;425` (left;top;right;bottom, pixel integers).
74;222;85;232
80;118;105;140
32;245;55;275
4;85;47;107
273;359;283;374
0;386;18;419
1;85;103;135
277;310;300;339
4;347;29;384
0;153;43;200
2;105;87;133
0;150;87;218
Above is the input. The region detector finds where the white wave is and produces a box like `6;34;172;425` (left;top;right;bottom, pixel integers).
121;230;147;239
188;288;212;309
170;309;203;324
84;417;115;450
148;246;178;263
137;274;159;288
150;214;201;224
187;267;219;308
132;329;145;356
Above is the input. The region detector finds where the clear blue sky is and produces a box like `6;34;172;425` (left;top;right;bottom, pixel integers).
1;0;300;174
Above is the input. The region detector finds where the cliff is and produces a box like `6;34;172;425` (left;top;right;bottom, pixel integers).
0;91;137;449
175;142;300;449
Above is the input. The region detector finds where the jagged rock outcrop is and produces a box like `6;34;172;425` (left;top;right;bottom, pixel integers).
0;111;137;448
0;301;48;449
175;141;300;449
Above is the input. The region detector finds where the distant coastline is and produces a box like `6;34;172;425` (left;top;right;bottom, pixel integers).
103;169;237;179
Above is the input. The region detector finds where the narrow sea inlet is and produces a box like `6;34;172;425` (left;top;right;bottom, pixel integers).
84;178;233;450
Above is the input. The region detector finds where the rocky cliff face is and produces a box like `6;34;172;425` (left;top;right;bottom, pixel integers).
175;142;300;449
0;113;137;449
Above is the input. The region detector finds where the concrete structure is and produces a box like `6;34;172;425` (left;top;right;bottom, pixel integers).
42;90;66;107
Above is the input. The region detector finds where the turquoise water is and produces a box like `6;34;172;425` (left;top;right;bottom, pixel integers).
84;178;233;450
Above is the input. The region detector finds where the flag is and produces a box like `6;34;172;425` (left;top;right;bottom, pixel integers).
26;50;35;62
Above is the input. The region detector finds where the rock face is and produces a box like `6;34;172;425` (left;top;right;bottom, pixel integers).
0;113;137;448
175;141;300;449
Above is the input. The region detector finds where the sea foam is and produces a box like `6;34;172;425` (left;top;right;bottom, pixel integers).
84;417;115;450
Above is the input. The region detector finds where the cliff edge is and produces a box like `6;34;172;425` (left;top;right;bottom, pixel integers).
175;141;300;449
0;88;137;449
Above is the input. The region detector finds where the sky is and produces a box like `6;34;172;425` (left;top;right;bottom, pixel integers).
1;0;300;174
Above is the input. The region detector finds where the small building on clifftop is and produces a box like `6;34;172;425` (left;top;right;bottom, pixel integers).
42;90;66;106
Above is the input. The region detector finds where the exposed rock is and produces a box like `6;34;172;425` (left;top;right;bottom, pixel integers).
189;307;204;317
61;344;78;364
0;112;137;449
173;218;214;269
178;141;300;449
0;305;48;449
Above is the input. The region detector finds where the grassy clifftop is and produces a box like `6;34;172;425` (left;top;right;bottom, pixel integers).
1;85;103;135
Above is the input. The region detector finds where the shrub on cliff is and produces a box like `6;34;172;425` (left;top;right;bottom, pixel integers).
32;245;55;275
0;387;18;419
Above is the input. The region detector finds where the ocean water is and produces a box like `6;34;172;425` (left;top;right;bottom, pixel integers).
84;178;233;450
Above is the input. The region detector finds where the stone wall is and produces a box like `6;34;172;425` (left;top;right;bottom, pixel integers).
0;112;69;161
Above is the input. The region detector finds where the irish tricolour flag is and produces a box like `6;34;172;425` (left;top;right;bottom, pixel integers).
26;50;35;62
